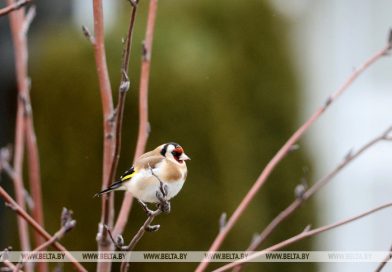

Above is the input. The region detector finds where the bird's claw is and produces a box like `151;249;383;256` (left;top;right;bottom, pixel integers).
155;191;170;213
158;201;171;213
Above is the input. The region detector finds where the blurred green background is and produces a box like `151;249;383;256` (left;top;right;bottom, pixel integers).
1;0;315;271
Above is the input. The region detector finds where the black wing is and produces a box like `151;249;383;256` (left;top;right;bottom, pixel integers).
94;166;135;197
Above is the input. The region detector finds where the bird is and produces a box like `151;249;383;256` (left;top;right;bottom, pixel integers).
95;142;190;205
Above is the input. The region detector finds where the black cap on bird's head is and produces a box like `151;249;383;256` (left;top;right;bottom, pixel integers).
160;142;190;163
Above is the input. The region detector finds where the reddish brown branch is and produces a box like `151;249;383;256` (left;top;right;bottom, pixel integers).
11;102;30;253
119;209;161;272
24;64;46;261
233;126;392;272
7;3;46;272
92;0;115;260
113;0;159;238
196;33;392;272
0;186;87;272
213;201;392;272
92;2;140;272
0;0;30;16
93;3;139;272
14;208;76;272
6;0;31;262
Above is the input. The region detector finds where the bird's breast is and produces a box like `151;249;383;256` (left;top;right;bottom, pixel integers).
158;161;187;183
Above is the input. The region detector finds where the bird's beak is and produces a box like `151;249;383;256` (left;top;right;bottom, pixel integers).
180;153;191;161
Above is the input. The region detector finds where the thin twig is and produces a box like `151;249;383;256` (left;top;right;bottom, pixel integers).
213;201;392;272
21;6;35;35
7;2;46;269
120;180;168;272
232;126;392;272
105;0;137;201
24;60;46;266
95;3;138;272
2;260;23;272
6;2;32;267
113;0;159;239
119;208;162;272
105;0;138;239
0;186;87;272
0;0;30;16
374;244;392;272
196;31;392;272
14;208;76;272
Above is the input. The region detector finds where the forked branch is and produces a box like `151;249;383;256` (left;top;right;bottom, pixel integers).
233;126;392;272
0;0;30;16
0;186;87;272
213;201;392;272
14;208;76;272
113;0;159;238
196;30;392;272
374;244;392;272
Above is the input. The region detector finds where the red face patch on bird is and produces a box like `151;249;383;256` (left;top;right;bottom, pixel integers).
174;147;183;154
172;146;184;162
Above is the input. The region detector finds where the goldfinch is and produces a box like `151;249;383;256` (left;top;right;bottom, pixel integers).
96;142;190;204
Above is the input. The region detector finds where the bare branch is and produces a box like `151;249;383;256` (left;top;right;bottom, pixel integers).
0;0;30;17
213;201;392;272
92;0;116;262
0;147;13;178
95;3;139;272
118;207;162;272
233;126;392;272
0;248;21;272
119;202;166;272
6;0;31;257
374;244;392;272
14;208;76;271
7;2;46;267
104;0;139;238
113;0;159;239
0;186;87;272
195;31;392;272
21;6;35;35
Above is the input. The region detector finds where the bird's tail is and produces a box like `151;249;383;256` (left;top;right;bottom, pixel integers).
94;180;124;197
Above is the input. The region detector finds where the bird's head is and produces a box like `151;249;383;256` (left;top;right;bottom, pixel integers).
160;142;190;164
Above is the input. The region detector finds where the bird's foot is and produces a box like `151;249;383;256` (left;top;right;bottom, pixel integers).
156;189;171;214
156;201;171;213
